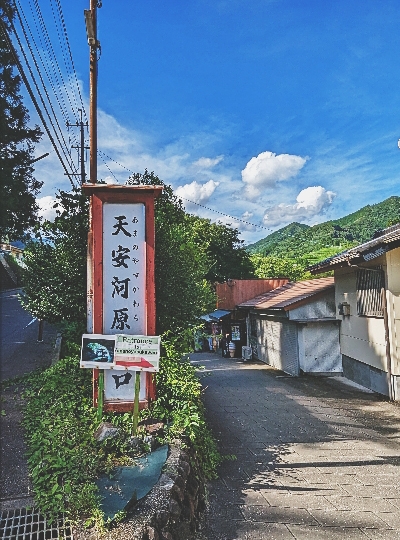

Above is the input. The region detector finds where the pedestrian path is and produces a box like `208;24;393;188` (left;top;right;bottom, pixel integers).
191;352;400;540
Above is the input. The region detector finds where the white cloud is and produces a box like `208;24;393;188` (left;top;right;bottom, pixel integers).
176;180;220;207
192;155;224;169
241;151;307;200
103;176;117;185
262;186;336;227
37;195;57;221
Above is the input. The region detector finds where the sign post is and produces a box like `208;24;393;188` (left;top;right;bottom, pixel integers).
82;184;163;412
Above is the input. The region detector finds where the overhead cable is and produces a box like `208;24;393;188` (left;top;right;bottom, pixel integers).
0;16;76;188
15;1;78;172
97;150;272;231
53;0;87;123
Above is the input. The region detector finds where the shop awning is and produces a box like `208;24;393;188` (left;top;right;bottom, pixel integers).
200;310;231;324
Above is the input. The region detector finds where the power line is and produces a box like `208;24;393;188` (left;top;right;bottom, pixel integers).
98;152;118;183
15;1;78;173
0;16;76;187
98;149;132;173
97;150;272;231
26;0;74;135
49;0;80;119
178;198;273;231
53;0;87;123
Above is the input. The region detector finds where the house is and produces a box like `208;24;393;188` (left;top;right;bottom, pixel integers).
237;277;341;376
309;223;400;400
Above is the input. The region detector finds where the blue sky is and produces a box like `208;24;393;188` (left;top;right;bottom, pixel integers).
16;0;400;244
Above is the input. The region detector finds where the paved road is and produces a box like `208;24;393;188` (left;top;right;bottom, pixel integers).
192;352;400;540
0;289;57;380
0;289;58;509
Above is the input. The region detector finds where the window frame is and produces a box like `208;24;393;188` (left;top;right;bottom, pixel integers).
356;266;385;318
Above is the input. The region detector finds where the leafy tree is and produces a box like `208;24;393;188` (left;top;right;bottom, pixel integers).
22;173;215;335
185;215;255;283
21;189;88;333
127;170;216;333
0;0;43;240
250;253;309;282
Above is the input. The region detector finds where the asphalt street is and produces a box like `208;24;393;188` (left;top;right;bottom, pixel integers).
0;289;57;510
192;351;400;540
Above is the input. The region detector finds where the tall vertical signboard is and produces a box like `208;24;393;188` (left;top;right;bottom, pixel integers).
82;184;163;412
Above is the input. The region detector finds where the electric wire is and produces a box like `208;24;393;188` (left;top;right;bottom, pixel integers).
49;0;81;119
29;0;89;163
98;152;118;183
12;13;78;180
26;0;72;135
53;0;88;124
28;0;79;129
0;17;76;187
15;1;78;170
97;150;272;231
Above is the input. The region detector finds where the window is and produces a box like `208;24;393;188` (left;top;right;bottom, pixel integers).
356;267;384;317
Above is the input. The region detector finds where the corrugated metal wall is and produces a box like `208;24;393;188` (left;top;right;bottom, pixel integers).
258;319;299;376
299;323;341;373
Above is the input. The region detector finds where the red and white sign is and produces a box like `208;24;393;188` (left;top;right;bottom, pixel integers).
82;184;163;411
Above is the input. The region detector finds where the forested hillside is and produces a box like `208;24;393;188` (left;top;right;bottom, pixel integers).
248;196;400;257
247;196;400;281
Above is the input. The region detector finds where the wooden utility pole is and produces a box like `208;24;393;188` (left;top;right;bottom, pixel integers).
84;1;101;333
84;0;100;184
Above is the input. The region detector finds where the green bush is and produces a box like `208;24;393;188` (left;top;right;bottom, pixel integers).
22;357;101;523
21;335;220;525
151;335;221;479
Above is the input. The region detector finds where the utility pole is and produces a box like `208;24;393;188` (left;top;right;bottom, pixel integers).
84;2;101;334
67;109;89;184
84;1;101;184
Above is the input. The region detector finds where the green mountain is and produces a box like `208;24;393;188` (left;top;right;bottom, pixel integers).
247;196;400;262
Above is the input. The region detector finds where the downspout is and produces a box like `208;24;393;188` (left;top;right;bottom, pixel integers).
246;311;250;348
382;285;395;400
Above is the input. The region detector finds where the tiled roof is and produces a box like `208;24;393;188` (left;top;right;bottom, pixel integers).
308;222;400;274
238;277;334;311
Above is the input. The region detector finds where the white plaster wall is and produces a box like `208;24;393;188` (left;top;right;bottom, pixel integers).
335;266;387;372
289;292;336;321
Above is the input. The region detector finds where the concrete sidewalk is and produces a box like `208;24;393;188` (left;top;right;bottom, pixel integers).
192;352;400;540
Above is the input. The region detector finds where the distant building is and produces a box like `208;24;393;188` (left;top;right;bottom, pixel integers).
0;242;24;263
237;277;340;376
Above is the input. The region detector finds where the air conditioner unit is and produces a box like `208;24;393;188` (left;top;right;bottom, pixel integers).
242;346;252;361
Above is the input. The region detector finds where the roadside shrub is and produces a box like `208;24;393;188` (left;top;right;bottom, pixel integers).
151;335;221;479
21;335;220;525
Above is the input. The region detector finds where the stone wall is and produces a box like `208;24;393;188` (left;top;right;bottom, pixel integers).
74;440;206;540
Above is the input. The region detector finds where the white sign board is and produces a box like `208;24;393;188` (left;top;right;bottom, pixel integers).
81;334;160;372
103;203;146;335
104;370;147;401
114;335;160;372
